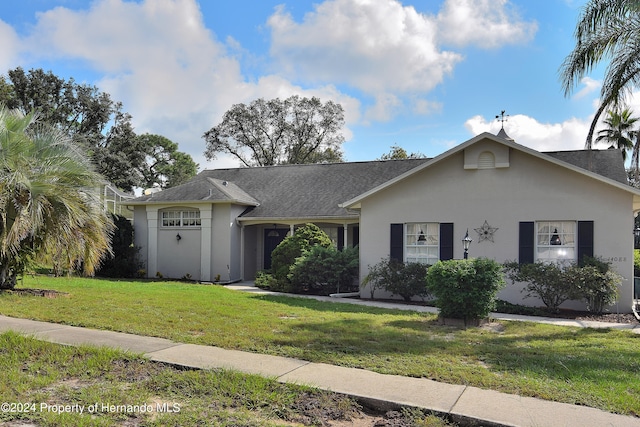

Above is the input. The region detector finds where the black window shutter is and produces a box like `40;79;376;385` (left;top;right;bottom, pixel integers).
439;223;454;260
353;226;359;247
519;222;535;264
577;221;594;264
390;224;403;262
338;227;344;251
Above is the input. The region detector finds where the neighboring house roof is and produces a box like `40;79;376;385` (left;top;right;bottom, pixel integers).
340;132;640;210
128;131;640;217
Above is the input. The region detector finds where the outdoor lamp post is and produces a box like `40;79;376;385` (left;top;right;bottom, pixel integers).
462;229;472;260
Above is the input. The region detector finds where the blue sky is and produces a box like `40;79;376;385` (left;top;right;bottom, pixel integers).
0;0;631;170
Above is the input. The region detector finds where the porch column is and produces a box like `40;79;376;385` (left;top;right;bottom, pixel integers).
343;223;349;249
146;207;159;278
239;223;245;281
289;224;295;236
200;208;213;282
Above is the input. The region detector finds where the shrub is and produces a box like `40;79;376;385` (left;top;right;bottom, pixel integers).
503;260;578;313
634;249;640;277
96;214;142;278
426;258;505;321
503;258;621;314
494;299;548;316
288;246;359;295
568;257;621;313
363;258;430;302
270;224;333;289
254;270;278;290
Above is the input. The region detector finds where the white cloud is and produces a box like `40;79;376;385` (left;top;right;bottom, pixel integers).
464;114;590;152
412;98;443;116
436;0;537;48
268;0;462;94
267;0;536;121
0;20;20;73
462;90;640;157
572;77;601;100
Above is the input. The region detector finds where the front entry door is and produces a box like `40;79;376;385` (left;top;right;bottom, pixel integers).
263;228;288;270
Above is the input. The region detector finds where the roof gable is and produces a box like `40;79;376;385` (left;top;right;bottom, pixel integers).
130;175;259;206
340;132;640;209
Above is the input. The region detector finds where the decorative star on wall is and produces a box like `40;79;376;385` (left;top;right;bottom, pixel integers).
474;220;498;243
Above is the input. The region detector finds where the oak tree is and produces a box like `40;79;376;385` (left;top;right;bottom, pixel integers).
203;95;345;167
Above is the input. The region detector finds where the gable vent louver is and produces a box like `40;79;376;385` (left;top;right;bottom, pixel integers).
478;151;496;169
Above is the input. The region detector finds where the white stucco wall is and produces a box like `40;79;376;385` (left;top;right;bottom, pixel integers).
358;141;635;311
156;206;203;280
210;204;245;282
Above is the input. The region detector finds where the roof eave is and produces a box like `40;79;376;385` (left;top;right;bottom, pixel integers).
126;199;260;207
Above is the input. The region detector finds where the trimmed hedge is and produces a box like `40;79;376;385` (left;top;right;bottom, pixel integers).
363;258;430;301
426;258;505;321
503;257;621;314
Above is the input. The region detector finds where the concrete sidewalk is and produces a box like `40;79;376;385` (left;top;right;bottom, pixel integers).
1;288;639;426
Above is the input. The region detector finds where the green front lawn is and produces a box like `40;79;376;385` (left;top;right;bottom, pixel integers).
1;276;639;417
4;332;453;426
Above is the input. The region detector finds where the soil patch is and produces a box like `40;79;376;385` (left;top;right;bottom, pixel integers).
1;288;69;298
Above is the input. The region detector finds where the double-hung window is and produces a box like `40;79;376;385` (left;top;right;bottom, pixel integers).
161;210;201;227
406;223;439;265
536;221;575;262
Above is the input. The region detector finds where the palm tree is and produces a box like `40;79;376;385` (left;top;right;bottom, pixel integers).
0;107;114;289
559;0;640;149
595;108;638;161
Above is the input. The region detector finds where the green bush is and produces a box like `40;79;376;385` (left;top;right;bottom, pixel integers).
364;258;430;302
288;245;359;295
96;214;141;278
426;258;505;321
270;224;333;290
503;258;621;314
503;260;577;313
634;249;640;277
254;270;278;290
568;257;621;313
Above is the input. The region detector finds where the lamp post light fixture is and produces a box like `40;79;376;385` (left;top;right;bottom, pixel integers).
462;229;472;260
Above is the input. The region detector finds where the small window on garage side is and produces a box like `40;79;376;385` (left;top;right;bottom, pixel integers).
162;210;201;227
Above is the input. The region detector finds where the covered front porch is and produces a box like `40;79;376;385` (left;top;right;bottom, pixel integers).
236;218;360;281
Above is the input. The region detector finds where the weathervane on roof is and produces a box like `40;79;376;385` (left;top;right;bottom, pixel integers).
495;110;509;130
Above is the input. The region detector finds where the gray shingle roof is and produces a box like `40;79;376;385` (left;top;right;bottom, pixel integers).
543;149;628;184
133;175;259;205
131;159;427;219
129;145;628;219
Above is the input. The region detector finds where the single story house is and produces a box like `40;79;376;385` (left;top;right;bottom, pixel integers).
127;131;640;312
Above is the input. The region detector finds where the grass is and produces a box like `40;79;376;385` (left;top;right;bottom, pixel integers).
2;332;457;426
1;276;639;418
